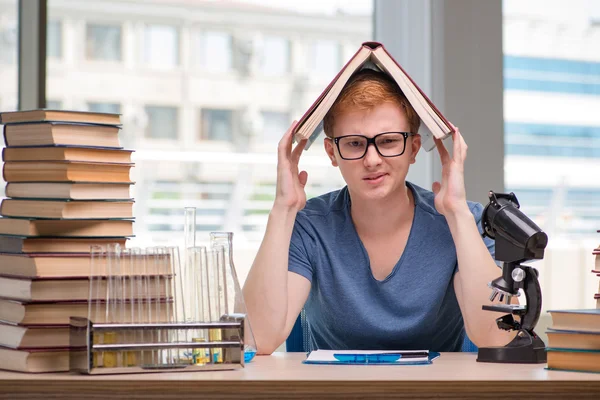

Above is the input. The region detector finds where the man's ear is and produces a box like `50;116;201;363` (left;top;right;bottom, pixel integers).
324;137;339;167
409;134;421;164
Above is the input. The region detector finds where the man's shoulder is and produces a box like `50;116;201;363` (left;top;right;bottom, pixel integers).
299;187;348;218
408;181;484;219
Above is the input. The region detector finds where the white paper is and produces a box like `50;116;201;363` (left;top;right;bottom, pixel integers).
305;349;429;363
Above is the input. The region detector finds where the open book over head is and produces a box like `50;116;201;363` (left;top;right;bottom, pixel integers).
293;41;455;152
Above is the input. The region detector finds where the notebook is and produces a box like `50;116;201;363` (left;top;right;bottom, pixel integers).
303;349;440;365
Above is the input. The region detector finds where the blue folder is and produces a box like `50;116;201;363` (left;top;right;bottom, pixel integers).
303;350;440;365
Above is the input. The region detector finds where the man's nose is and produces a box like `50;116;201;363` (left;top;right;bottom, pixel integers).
363;142;382;166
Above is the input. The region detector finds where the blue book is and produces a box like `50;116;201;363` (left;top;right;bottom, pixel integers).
303;349;440;365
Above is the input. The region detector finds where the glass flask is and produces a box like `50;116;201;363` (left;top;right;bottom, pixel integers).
209;232;257;362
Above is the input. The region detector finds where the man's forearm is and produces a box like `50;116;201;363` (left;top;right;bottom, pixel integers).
446;207;516;347
242;205;297;353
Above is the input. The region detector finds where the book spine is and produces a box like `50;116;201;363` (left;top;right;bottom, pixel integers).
2;124;7;147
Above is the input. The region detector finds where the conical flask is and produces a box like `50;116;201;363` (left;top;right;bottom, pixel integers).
209;232;257;362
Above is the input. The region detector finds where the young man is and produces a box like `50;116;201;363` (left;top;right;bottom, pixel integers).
243;69;514;354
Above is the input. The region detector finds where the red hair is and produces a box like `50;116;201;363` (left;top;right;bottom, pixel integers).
323;69;420;137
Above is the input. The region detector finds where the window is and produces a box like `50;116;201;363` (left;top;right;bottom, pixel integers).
309;40;341;78
194;31;233;72
144;106;178;139
0;3;17;114
200;109;233;141
0;15;17;64
46;100;63;109
88;102;121;114
46;0;372;280
86;24;122;61
261;111;289;142
503;0;600;238
259;36;290;76
144;24;179;68
47;20;62;59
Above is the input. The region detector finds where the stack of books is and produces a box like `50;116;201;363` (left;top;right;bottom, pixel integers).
0;109;135;372
546;309;600;373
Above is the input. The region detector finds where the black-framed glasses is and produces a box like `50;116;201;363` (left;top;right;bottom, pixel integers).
333;132;416;160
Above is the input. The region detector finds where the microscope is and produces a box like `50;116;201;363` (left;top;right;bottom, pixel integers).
476;191;548;364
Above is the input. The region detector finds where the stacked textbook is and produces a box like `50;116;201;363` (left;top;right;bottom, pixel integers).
546;309;600;373
0;109;135;372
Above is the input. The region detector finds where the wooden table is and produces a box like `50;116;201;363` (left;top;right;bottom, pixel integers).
1;352;600;399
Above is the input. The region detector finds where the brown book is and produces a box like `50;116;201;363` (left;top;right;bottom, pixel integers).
0;109;120;125
547;349;600;373
3;161;133;183
0;346;70;372
548;309;600;332
293;41;454;151
3;121;121;147
2;146;133;163
0;218;133;237
6;182;132;200
546;329;600;350
0;323;70;349
0;236;127;253
0;276;169;302
0;199;134;219
0;299;172;325
0;253;172;278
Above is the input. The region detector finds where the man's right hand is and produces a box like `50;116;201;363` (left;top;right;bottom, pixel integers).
275;121;309;212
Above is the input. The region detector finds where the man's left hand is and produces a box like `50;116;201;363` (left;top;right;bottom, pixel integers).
432;125;469;217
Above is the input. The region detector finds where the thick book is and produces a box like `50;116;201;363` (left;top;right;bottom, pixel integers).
0;298;172;325
546;329;600;350
0;253;172;279
546;348;600;373
0;323;70;349
0;236;128;254
3;161;133;183
0;109;121;125
292;41;454;151
3;121;121;148
0;199;134;219
5;182;132;200
303;349;437;365
0;275;169;302
2;146;133;163
0;346;69;372
0;217;134;237
548;309;600;332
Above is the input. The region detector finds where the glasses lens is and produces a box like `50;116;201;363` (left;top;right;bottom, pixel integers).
338;136;368;159
375;133;405;157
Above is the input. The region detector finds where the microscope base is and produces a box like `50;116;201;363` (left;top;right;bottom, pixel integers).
476;330;547;364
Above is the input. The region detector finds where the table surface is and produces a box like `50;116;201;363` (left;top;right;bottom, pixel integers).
1;352;600;399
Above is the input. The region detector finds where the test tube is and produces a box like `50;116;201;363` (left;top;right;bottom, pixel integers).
154;246;169;365
121;248;136;366
184;207;196;251
144;247;158;366
166;246;182;364
189;246;208;365
89;245;104;368
131;247;145;365
207;246;225;364
104;243;121;368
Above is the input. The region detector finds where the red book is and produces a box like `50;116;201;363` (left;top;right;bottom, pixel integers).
292;41;455;151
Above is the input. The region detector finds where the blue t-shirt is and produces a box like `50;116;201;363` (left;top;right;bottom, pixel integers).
288;181;495;352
